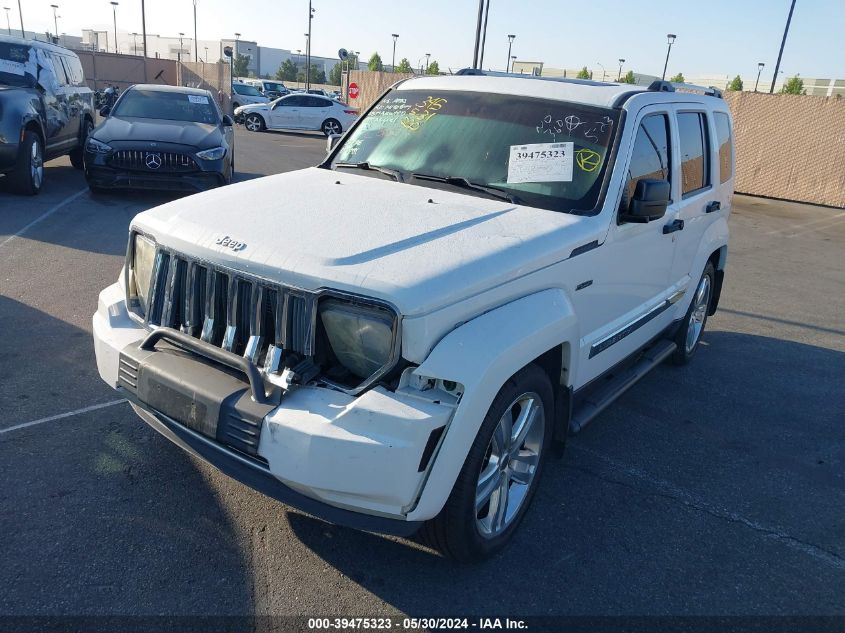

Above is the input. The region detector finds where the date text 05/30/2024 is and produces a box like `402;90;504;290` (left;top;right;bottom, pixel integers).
307;618;528;630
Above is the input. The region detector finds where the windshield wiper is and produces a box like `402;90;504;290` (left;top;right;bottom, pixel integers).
409;173;523;204
335;162;403;182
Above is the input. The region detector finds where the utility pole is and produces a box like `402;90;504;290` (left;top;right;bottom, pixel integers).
471;0;483;68
178;33;184;63
770;0;796;93
478;0;490;69
17;0;23;37
193;0;198;63
131;32;138;55
50;5;58;41
425;52;430;73
754;62;765;92
3;7;10;36
305;1;314;90
110;2;119;54
617;58;625;81
141;0;147;57
391;33;398;71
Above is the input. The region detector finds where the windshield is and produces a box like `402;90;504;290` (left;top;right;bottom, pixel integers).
331;89;620;213
0;41;37;88
263;82;285;92
112;89;220;124
234;84;262;96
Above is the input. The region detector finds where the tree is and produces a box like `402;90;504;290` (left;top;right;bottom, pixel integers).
669;72;685;83
727;75;743;91
328;62;343;85
309;63;326;84
781;75;805;95
395;57;413;73
426;60;440;75
368;52;384;72
621;70;637;84
233;53;250;78
276;59;298;82
576;66;590;79
296;71;305;83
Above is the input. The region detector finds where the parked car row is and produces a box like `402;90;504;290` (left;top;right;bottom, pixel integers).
236;93;358;136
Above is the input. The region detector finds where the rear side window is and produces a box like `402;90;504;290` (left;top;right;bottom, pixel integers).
625;113;671;205
714;112;732;184
63;54;85;86
677;112;710;196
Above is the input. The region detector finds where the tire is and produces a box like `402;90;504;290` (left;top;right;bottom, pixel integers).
9;131;44;195
671;261;715;365
69;118;93;170
421;364;553;562
321;118;342;136
244;113;265;132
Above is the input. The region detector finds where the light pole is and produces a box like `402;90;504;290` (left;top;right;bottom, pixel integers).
305;2;315;90
141;0;147;57
204;46;208;63
3;7;10;35
425;52;430;73
511;55;516;73
754;62;765;92
596;61;607;81
617;58;625;81
16;0;23;37
506;34;515;72
770;0;796;93
193;0;198;63
110;1;119;54
661;34;676;80
234;32;240;78
303;33;309;88
391;33;398;71
178;33;184;63
478;0;490;68
50;4;58;40
131;32;138;55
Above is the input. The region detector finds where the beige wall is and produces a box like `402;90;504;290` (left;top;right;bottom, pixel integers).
342;70;415;112
724;91;845;208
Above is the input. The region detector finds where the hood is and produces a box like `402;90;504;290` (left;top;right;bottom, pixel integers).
132;168;603;316
237;102;269;112
92;116;222;148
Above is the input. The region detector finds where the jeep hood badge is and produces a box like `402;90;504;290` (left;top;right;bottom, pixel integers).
215;235;246;252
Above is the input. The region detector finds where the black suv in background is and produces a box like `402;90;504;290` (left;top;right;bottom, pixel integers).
0;35;94;195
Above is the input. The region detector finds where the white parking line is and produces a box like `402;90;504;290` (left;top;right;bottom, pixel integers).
0;399;127;436
0;187;88;250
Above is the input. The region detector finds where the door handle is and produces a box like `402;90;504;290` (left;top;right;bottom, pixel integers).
705;201;721;213
663;219;685;234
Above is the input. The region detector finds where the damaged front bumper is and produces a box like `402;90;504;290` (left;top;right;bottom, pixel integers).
93;283;455;532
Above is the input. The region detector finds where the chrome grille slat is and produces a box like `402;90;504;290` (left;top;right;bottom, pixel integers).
109;150;198;173
147;249;317;375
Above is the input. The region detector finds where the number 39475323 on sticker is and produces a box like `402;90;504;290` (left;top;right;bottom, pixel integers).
507;141;574;184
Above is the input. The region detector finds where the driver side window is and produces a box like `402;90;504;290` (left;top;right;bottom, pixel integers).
624;113;671;209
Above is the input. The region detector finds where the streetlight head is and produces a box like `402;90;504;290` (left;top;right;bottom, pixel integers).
50;4;58;9
619;58;625;63
179;32;184;36
508;34;515;41
758;62;765;69
667;33;676;43
234;32;240;38
392;33;399;39
110;1;118;6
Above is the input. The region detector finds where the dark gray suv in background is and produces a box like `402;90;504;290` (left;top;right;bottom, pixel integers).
0;35;94;195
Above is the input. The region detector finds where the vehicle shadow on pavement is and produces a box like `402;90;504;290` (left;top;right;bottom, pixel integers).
286;330;845;616
0;298;253;615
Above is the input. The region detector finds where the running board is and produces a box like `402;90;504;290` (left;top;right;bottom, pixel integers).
569;339;677;434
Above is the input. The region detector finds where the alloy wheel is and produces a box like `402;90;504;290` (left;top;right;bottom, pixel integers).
685;275;711;353
475;392;545;539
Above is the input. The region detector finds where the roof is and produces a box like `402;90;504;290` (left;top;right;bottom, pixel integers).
0;33;76;55
128;84;212;96
396;73;723;109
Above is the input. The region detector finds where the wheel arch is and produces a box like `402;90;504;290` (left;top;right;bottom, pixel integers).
406;288;578;521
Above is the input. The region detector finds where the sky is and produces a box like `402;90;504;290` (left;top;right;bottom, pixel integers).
11;0;845;79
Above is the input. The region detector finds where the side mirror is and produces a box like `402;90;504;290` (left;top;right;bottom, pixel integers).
620;179;670;223
99;106;111;117
222;114;234;127
326;133;341;153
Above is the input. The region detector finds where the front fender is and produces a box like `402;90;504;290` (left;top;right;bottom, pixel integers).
406;288;577;521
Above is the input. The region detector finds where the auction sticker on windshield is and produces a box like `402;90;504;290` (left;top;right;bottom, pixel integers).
188;95;209;104
507;142;574;184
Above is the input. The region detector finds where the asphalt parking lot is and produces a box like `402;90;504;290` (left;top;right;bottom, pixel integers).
1;126;843;618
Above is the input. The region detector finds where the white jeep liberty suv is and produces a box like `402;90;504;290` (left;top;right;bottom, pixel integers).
93;71;733;561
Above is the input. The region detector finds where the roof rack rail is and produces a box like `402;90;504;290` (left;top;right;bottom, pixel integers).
648;80;723;99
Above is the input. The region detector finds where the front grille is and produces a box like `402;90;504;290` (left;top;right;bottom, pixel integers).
110;150;197;172
144;249;317;375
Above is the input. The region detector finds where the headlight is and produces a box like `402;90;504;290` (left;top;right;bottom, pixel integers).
127;233;156;317
196;146;227;161
86;137;112;154
319;299;397;383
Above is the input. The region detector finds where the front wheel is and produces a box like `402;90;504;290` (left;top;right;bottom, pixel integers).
321;118;342;136
9;131;44;195
421;364;552;562
671;261;714;365
244;114;265;132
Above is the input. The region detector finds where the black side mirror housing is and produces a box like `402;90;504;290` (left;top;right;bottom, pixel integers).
621;179;670;223
222;114;234;127
99;106;111;117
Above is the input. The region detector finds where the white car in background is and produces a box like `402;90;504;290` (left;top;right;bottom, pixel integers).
236;93;358;136
231;82;270;115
